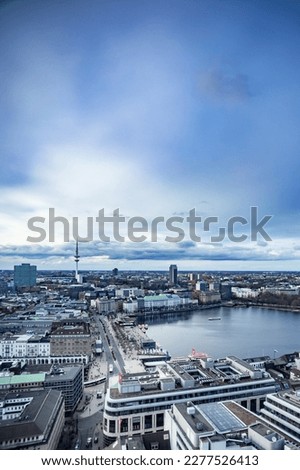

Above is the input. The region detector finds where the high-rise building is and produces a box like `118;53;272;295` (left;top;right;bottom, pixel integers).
169;264;178;285
13;263;37;288
0;280;8;295
196;280;208;292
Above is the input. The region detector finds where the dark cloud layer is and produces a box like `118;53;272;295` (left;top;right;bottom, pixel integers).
0;239;295;264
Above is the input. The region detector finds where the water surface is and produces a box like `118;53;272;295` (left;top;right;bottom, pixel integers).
146;306;300;359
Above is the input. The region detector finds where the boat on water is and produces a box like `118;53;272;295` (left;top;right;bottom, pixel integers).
208;317;221;321
188;348;208;360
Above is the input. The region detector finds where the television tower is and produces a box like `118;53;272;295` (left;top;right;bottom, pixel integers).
74;239;80;282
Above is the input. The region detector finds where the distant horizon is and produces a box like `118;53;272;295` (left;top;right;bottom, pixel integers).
2;267;300;274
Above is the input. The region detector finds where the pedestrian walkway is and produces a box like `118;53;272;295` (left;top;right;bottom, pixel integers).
122;355;145;373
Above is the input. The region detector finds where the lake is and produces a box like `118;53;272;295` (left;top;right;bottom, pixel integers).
146;306;300;360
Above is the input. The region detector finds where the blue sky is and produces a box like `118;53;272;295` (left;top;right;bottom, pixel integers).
1;0;300;271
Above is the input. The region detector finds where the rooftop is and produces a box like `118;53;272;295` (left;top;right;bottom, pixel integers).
0;389;63;443
110;356;275;399
0;373;46;386
223;401;258;426
199;402;245;433
250;422;283;442
175;402;214;435
277;390;300;406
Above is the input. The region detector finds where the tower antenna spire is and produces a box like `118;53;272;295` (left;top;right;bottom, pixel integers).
74;239;80;282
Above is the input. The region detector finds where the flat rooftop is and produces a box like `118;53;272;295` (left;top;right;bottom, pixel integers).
0;373;46;386
250;422;283;441
199;402;245;433
110;357;275;399
175;403;214;435
277;390;300;407
223;401;258;426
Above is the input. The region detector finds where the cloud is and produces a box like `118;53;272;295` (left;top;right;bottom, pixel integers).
1;235;299;266
199;68;253;102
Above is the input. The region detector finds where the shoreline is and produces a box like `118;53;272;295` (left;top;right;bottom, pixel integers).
226;301;300;313
131;301;300;320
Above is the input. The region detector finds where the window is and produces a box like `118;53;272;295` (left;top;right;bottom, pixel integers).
145;414;152;429
109;420;115;433
120;418;128;433
132;416;140;431
156;413;164;427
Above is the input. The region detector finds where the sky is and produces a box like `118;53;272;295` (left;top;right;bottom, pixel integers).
1;0;300;272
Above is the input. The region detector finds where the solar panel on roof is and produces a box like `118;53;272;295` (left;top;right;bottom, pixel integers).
199;402;244;433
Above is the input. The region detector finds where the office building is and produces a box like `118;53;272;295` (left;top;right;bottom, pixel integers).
198;291;221;304
122;294;194;314
220;283;232;300
96;297;117;314
103;355;278;445
195;280;208;291
45;365;84;414
0;389;65;450
0;364;83;414
169;265;178;285
0;280;8;295
166;401;285;450
13;263;37;288
0;333;50;359
260;390;300;444
49;319;92;358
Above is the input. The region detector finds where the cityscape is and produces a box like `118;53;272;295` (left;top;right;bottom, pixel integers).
0;259;300;450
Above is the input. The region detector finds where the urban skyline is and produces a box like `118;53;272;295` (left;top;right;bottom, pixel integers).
1;263;300;450
1;0;300;272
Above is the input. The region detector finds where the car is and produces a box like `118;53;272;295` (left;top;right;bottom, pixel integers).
94;436;98;443
86;437;92;447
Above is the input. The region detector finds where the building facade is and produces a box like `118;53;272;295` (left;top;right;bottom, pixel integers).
50;319;92;358
14;263;37;288
0;365;83;414
45;365;84;414
103;356;279;445
166;401;285;450
260;391;300;445
96;297;117;314
169;265;178;285
0;333;50;359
